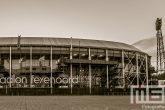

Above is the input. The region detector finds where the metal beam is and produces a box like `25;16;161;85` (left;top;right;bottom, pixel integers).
136;53;139;85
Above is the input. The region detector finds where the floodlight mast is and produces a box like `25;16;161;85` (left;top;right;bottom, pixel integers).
156;18;165;74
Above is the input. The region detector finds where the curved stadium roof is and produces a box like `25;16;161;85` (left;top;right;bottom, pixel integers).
0;37;142;52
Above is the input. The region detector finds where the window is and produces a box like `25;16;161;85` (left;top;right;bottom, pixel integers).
26;68;29;70
42;68;46;70
33;68;36;70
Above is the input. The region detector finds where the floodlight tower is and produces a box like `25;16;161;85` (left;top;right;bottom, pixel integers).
156;18;165;74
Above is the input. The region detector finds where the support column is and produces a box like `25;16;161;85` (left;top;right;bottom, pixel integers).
106;49;109;88
106;65;109;88
89;64;91;94
9;46;12;88
50;46;53;94
88;48;91;94
122;50;125;88
88;48;91;60
70;37;73;60
70;64;72;94
146;55;148;86
70;38;73;94
30;46;32;88
136;53;139;86
106;49;108;61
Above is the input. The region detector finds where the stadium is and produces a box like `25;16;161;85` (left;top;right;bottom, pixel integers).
0;37;150;95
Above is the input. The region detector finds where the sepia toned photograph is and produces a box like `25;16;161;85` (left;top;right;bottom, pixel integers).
0;0;165;110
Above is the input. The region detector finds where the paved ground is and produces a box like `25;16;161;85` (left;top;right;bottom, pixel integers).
0;96;164;110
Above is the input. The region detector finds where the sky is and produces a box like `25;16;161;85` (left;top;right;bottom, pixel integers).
0;0;165;44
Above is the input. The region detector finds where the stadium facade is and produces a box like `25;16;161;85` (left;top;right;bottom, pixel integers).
0;37;150;95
